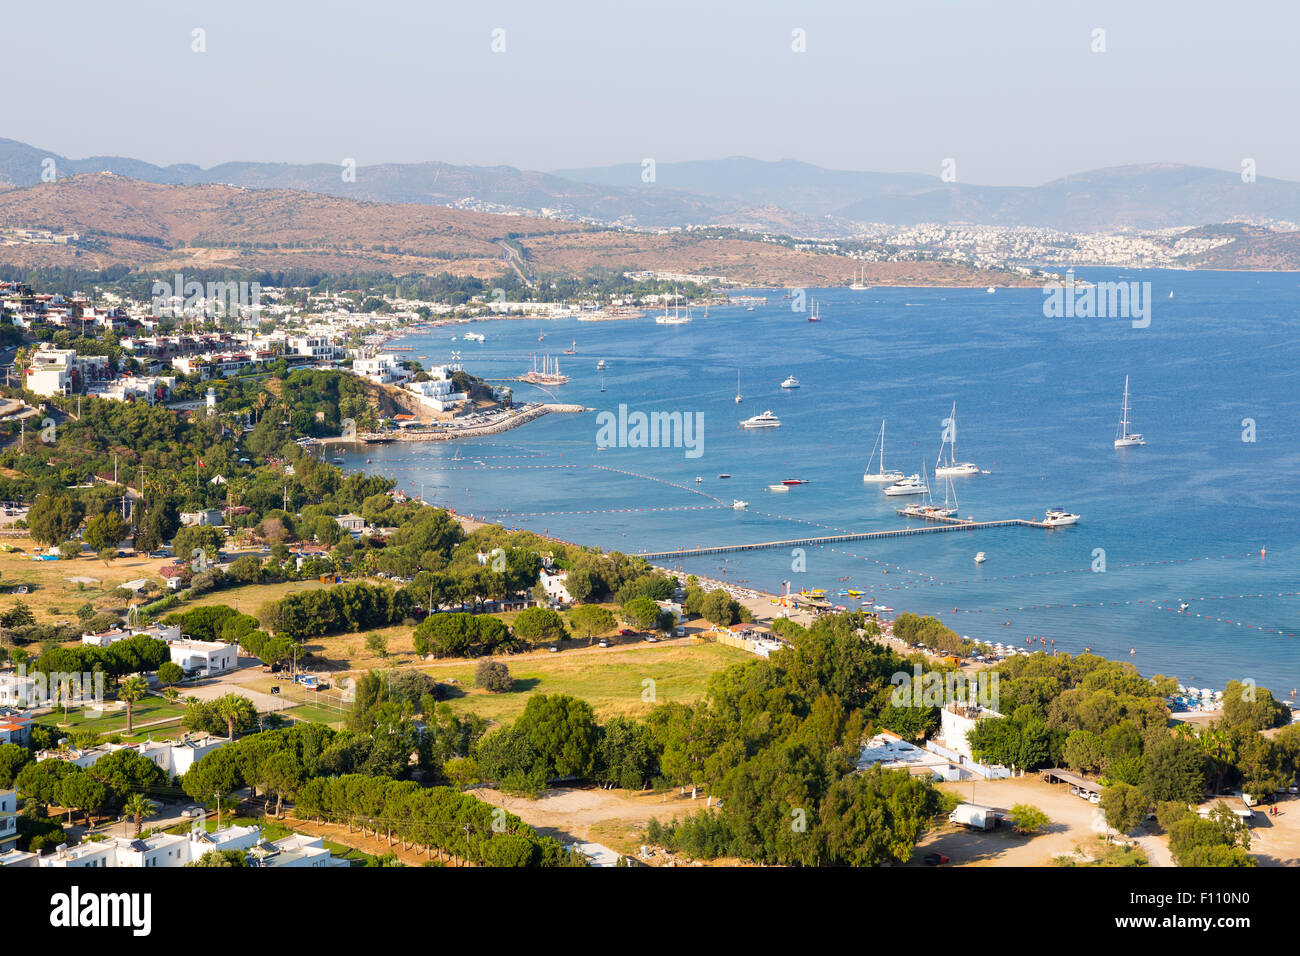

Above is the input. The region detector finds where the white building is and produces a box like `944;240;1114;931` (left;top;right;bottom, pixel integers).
248;832;349;868
0;675;37;708
24;345;111;398
352;353;408;384
36;732;229;780
0;788;17;852
538;570;571;604
169;640;238;676
939;702;1004;761
81;623;181;648
179;508;224;527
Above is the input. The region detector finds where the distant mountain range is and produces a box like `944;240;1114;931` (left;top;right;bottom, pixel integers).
0;173;1031;287
4;139;1300;235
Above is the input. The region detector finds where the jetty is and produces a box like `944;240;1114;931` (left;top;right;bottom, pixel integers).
635;516;1053;560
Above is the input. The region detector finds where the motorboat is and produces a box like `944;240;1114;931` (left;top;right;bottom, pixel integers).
741;410;782;429
781;375;800;389
883;474;927;496
1042;508;1081;527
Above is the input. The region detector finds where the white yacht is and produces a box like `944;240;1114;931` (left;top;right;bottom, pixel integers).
1042;508;1081;527
781;375;800;389
732;499;748;510
862;420;904;483
1114;375;1145;447
934;402;979;476
883;473;928;496
741;410;782;429
974;552;987;563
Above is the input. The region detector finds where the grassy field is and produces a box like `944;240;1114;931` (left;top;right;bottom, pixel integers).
416;641;749;723
0;542;169;624
36;696;189;737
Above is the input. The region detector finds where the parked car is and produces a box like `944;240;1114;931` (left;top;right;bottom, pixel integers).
548;645;559;653
597;640;609;647
923;852;950;866
618;628;635;636
180;806;203;819
645;635;658;643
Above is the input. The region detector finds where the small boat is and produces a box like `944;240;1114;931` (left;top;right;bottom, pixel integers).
974;552;987;563
596;359;606;370
1114;375;1146;447
564;339;577;355
732;500;748;510
1178;601;1189;611
1042;508;1081;527
781;478;809;485
807;300;821;322
781;375;800;389
717;473;731;479
695;476;703;483
768;484;790;492
538;332;545;342
734;369;742;404
741;410;781;429
873;605;893;613
986;286;995;294
599;375;605;393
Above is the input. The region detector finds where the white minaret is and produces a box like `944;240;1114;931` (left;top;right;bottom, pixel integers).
206;387;216;417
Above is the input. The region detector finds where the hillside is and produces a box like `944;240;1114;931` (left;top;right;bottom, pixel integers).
0;174;1028;287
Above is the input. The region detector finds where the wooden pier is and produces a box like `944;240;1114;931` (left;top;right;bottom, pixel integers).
635;516;1052;560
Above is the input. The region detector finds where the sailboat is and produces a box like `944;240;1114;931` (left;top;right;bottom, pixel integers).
849;266;871;291
564;339;577;354
734;369;743;404
599;375;605;393
934;402;979;476
656;287;692;325
862;420;904;483
1114;375;1146;447
807;299;822;323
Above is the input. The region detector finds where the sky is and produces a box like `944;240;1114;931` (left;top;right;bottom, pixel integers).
6;0;1300;186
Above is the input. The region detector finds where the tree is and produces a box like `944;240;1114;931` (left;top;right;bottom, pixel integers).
817;766;942;867
1007;804;1050;835
213;694;258;739
122;793;157;837
172;525;224;565
1140;734;1208;806
443;756;480;790
568;604;614;645
514;694;599;780
1100;783;1147;835
84;511;128;554
156;661;185;687
28;493;85;547
256;751;304;818
511;606;568;647
118;674;149;735
1221;679;1290;731
365;632;389;658
59;771;108;827
700;589;739;626
475;659;513;692
622;596;662;631
1167;803;1254;867
0;742;29;788
188;849;248;867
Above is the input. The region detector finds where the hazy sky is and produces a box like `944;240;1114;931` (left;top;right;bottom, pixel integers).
8;0;1299;185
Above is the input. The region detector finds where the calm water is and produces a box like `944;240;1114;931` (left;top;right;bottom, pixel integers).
342;268;1300;694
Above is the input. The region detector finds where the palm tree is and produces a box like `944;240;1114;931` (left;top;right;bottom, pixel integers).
118;675;149;735
123;792;157;837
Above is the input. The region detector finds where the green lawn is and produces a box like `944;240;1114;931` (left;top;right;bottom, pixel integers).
37;697;189;737
420;640;750;724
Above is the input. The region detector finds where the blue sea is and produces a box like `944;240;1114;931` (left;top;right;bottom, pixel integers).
341;268;1300;695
